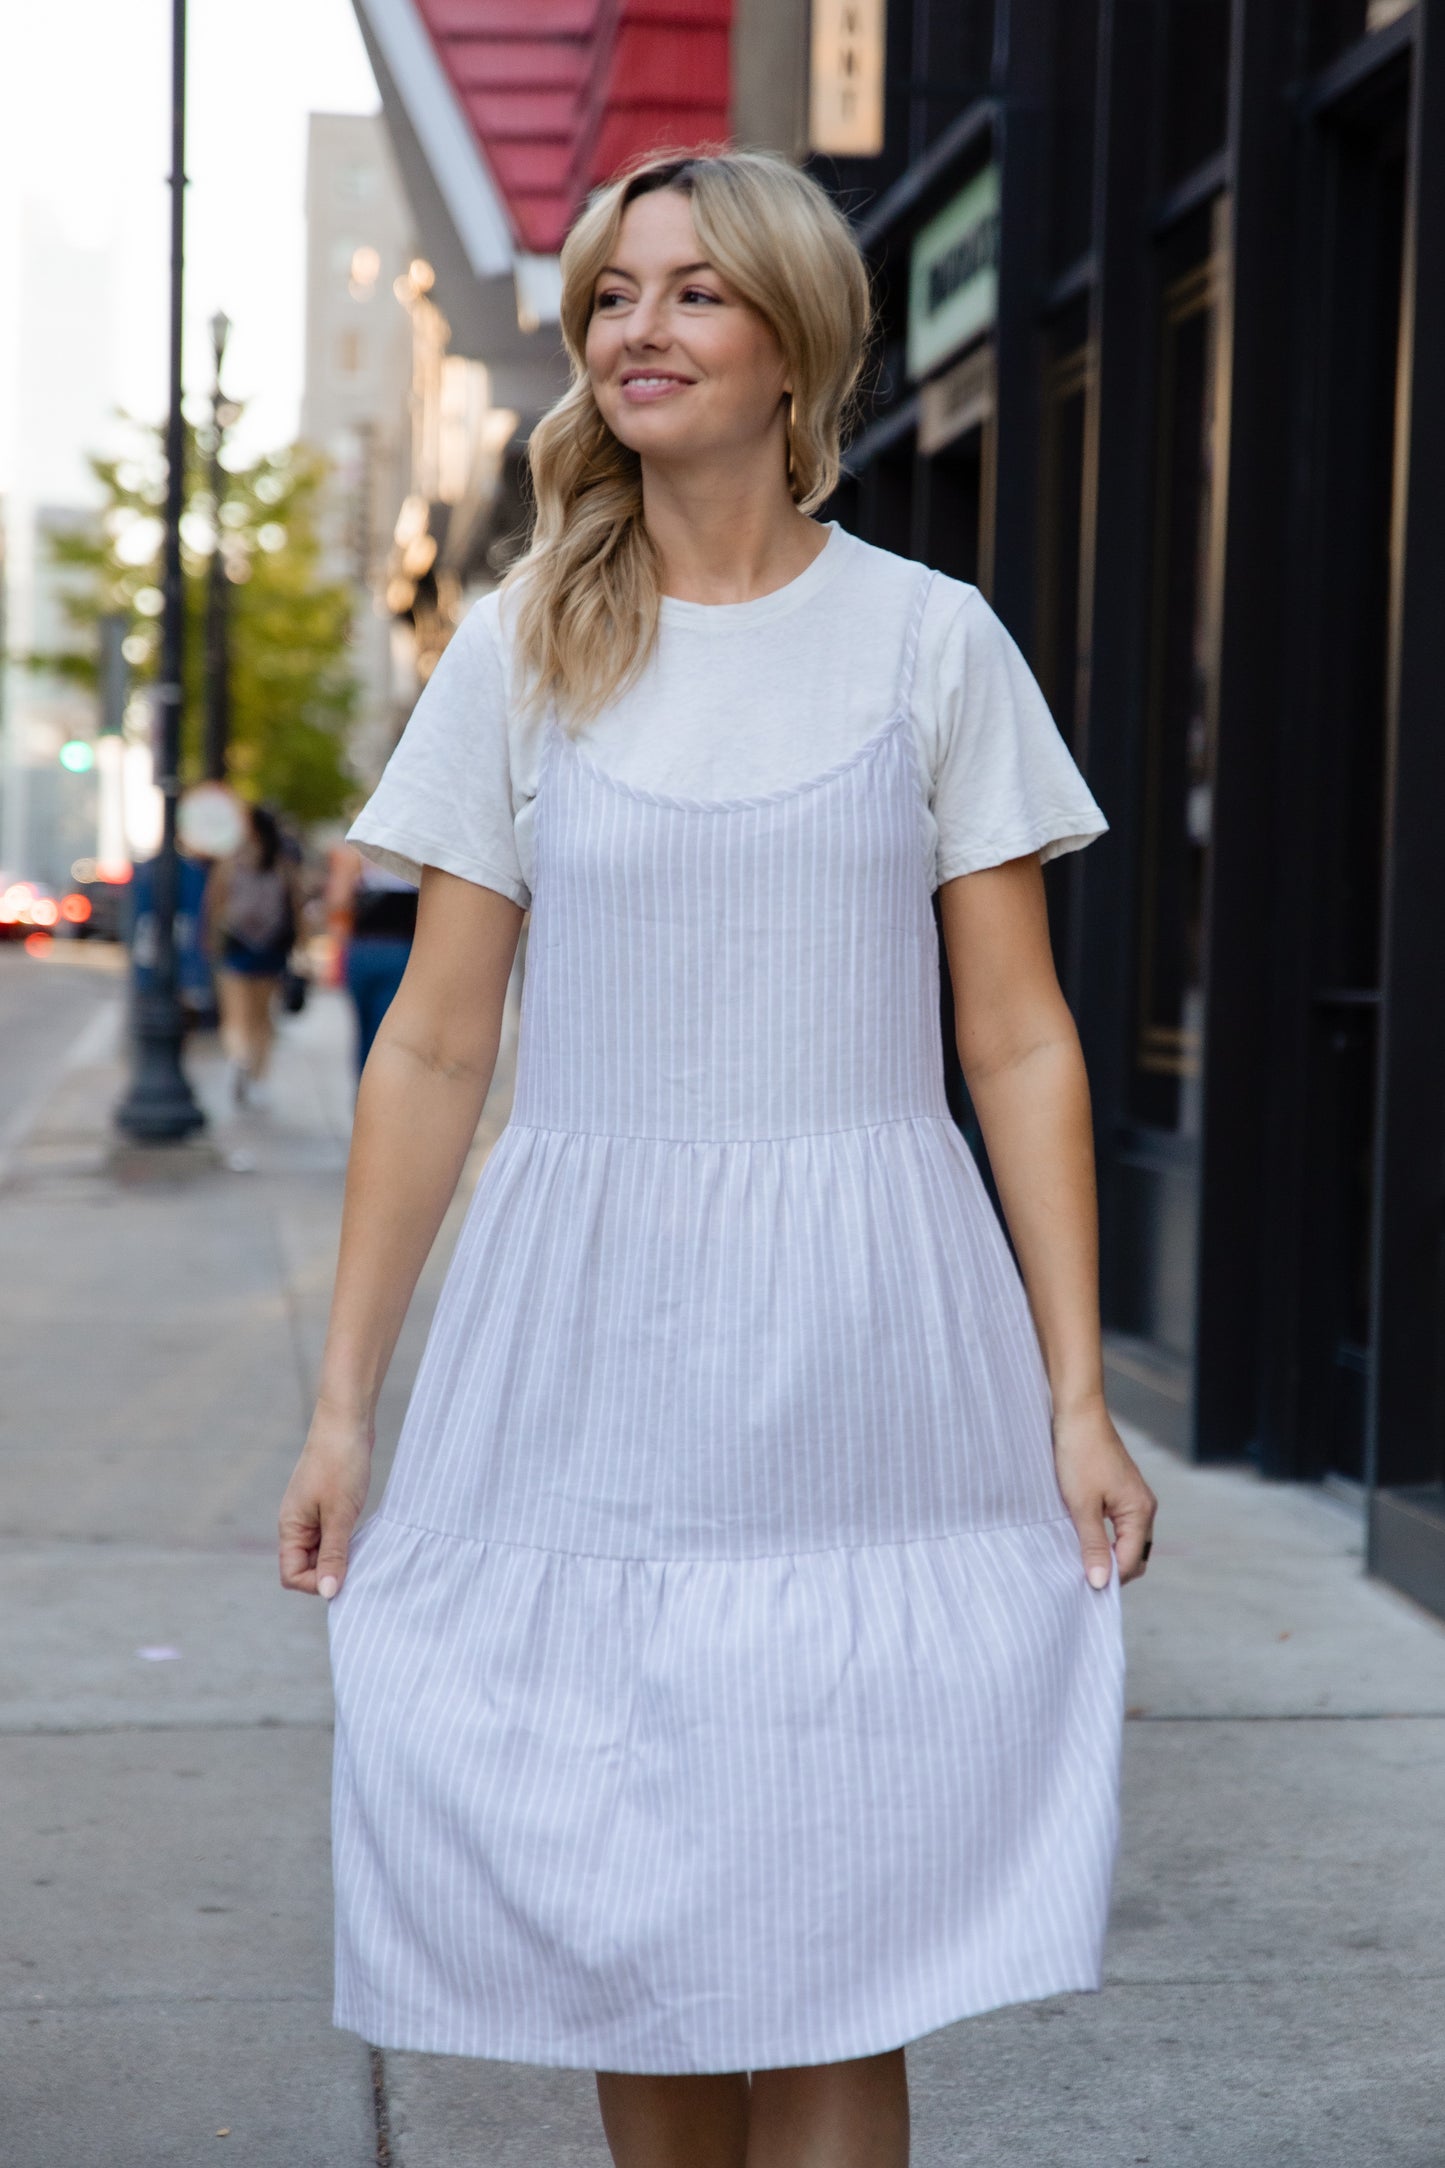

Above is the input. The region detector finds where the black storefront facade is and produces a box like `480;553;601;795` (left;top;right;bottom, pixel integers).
814;0;1445;1619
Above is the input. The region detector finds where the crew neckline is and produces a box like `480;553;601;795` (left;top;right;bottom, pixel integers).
657;521;850;632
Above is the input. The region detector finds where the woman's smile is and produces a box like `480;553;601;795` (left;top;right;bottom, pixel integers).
618;369;696;403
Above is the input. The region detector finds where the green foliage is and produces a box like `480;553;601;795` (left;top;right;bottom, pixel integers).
35;413;358;825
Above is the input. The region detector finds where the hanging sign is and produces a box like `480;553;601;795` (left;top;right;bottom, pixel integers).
907;163;1001;381
809;0;887;158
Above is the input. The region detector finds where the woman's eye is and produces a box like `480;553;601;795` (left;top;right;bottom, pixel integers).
681;287;721;305
595;290;629;310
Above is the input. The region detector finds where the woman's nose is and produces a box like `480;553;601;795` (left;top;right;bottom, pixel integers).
625;292;668;346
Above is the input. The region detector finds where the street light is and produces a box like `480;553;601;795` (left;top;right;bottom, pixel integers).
204;308;233;784
114;0;205;1142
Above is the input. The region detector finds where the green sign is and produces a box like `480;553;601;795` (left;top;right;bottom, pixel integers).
907;164;1000;381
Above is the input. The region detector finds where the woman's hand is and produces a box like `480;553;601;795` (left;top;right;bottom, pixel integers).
278;1398;374;1599
275;874;522;1604
1051;1395;1158;1589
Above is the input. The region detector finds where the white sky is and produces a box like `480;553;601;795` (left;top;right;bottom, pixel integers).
0;0;381;506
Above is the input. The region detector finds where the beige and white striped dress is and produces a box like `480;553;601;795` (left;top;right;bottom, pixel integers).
328;558;1125;2073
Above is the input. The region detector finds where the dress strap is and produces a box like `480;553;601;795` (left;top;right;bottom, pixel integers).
541;701;569;775
531;705;568;855
896;565;937;721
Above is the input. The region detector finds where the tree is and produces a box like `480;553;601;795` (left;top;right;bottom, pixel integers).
35;413;358;826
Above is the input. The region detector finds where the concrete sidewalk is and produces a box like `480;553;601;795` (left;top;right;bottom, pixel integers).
1;969;519;2167
3;959;1443;2166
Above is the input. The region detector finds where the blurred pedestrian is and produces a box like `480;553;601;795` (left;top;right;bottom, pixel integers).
127;843;217;1033
204;802;303;1106
325;842;418;1081
281;150;1157;2168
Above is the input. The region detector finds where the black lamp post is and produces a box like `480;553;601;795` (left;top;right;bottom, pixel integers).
203;308;233;784
114;0;205;1142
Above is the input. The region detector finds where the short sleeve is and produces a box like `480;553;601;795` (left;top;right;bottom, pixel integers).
346;594;530;909
926;586;1108;884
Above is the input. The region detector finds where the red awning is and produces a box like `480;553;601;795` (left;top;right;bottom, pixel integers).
413;0;733;256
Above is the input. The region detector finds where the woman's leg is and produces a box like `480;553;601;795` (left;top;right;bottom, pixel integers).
215;969;247;1071
594;2050;908;2168
240;974;279;1079
595;2071;750;2168
745;2051;909;2168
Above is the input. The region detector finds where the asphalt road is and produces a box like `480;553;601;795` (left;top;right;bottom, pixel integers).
0;944;125;1168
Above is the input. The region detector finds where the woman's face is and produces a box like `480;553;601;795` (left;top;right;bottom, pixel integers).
585;189;790;476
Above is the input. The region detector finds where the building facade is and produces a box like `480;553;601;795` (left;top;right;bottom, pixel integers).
810;0;1445;1621
300;113;420;785
0;204;120;886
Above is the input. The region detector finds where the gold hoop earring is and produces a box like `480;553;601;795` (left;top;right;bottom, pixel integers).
785;395;797;491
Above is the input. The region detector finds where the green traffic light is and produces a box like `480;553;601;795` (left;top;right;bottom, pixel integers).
59;740;95;774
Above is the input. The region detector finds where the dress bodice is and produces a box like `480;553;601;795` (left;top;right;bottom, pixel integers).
509;568;950;1144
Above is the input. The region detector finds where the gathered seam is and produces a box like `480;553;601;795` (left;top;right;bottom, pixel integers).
362;1507;1080;1568
500;1111;957;1147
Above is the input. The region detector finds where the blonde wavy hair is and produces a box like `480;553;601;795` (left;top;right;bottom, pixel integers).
502;148;873;724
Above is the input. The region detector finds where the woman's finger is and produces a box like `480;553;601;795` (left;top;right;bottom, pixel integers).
279;1490;357;1598
1067;1500;1115;1592
278;1495;321;1592
280;1428;371;1597
314;1507;356;1601
1110;1480;1158;1584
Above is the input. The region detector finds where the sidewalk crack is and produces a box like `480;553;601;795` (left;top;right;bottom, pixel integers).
370;2046;394;2167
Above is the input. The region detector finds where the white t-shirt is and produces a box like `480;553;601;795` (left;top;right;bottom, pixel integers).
348;522;1107;909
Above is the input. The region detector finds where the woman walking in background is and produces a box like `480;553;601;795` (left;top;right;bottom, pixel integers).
324;842;419;1083
204;802;303;1107
280;150;1156;2165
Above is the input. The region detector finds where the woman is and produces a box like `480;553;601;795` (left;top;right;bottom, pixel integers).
324;842;419;1082
204;802;302;1106
279;150;1156;2166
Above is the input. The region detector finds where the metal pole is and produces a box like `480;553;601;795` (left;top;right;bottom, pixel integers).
203;310;231;783
115;0;204;1141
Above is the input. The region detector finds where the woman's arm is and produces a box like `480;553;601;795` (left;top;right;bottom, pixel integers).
323;843;362;921
938;853;1156;1588
286;854;316;946
278;865;526;1599
200;860;227;962
322;844;362;988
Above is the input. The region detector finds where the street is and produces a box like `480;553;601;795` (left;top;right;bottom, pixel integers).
1;942;1443;2166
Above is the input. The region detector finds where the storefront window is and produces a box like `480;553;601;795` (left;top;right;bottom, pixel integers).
1309;0;1415;69
858;429;919;562
917;2;995;151
1048;0;1100;274
1132;200;1226;1134
1159;0;1230;188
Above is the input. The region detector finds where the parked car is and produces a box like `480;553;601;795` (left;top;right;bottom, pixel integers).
69;872;132;941
0;872;132;944
0;877;61;941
